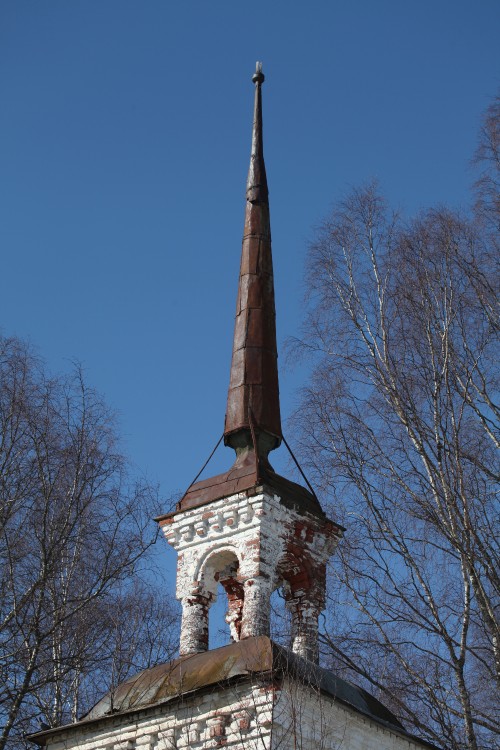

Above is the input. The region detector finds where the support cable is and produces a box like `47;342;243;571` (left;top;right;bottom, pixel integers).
184;433;224;494
282;435;319;501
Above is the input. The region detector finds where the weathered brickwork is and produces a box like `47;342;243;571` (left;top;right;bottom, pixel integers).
272;679;430;750
160;488;341;662
42;681;274;750
41;678;430;750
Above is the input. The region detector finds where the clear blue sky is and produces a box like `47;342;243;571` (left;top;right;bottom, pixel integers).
1;1;498;586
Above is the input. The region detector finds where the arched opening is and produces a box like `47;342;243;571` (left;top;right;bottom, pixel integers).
201;548;244;649
209;583;231;649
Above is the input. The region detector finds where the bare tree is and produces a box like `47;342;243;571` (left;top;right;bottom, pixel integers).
0;336;178;749
290;101;499;750
474;94;499;236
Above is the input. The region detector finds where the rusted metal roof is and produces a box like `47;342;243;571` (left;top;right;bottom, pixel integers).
86;636;275;719
83;636;405;728
29;637;439;749
224;63;282;451
163;450;332;520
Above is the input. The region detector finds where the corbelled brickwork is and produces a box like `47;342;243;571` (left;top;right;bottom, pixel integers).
161;487;342;662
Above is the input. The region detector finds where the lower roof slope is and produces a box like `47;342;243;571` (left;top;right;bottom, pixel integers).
30;637;439;749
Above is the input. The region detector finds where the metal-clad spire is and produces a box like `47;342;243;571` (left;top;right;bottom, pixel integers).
168;64;325;516
224;63;282;459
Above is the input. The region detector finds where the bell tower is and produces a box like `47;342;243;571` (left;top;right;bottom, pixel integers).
157;63;343;664
29;65;438;750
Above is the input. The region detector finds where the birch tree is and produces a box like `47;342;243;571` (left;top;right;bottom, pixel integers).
0;337;177;749
291;100;499;750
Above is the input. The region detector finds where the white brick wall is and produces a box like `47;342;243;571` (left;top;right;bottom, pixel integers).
272;678;430;750
43;680;274;750
41;676;432;750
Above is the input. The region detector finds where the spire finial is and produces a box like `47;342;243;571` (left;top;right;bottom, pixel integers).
246;61;268;204
252;61;265;85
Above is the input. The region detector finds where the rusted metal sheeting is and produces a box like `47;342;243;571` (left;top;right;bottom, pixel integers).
85;636;275;720
224;65;282;447
78;636;404;729
166;458;328;519
39;636;408;736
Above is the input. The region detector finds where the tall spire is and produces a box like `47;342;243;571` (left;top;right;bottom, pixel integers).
224;63;282;461
167;63;325;514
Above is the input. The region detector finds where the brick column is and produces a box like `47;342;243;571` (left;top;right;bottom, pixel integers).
289;598;321;663
240;577;272;639
179;592;211;655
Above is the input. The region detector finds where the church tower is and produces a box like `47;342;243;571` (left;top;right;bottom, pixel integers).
156;62;342;664
29;65;440;750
